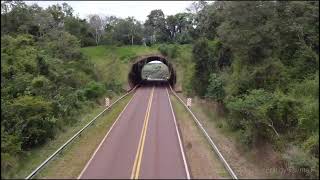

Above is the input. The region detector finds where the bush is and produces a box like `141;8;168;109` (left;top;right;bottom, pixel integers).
158;44;179;59
267;91;299;134
84;81;106;99
226;89;302;147
6;96;56;149
42;30;82;61
31;76;49;88
303;134;319;158
176;32;193;44
226;90;270;145
205;73;225;102
158;44;169;56
283;146;319;178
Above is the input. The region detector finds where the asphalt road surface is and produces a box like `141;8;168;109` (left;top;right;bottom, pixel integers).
78;83;190;179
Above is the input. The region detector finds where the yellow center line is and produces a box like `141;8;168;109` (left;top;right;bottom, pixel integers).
131;86;155;179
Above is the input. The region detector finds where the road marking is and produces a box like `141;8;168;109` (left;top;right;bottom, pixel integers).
77;90;138;179
166;87;191;179
131;86;155;179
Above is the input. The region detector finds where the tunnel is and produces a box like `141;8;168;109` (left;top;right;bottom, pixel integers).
128;54;176;88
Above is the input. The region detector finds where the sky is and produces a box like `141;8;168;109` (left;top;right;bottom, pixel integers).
24;1;194;22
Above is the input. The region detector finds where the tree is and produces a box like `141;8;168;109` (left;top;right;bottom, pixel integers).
32;10;55;37
166;15;177;40
112;17;143;45
192;37;215;97
1;1;34;34
186;0;208;14
62;2;73;17
165;13;194;43
194;1;225;39
47;4;65;28
64;16;94;47
144;9;169;42
88;14;105;45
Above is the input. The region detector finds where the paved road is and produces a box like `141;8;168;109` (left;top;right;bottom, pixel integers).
78;83;189;179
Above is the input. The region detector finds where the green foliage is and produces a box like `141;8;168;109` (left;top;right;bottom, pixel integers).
158;44;179;58
83;81;106;99
191;37;214;97
64;16;95;47
205;73;225;102
193;4;320;176
226;90;300;146
144;9;169;43
42;30;82;61
302;134;319;159
6;96;55;149
1;9;104;176
116;17;143;45
31;76;49;88
176;32;193;44
283;146;319;178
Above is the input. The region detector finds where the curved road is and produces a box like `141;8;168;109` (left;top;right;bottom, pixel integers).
78;83;190;179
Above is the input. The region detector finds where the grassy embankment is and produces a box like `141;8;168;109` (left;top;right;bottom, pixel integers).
80;45;159;89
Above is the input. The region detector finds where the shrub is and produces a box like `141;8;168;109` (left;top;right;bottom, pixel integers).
31;76;49;88
226;90;280;144
158;44;169;56
303;134;319;158
158;44;179;59
176;32;193;44
84;81;106;99
6;96;56;149
205;73;225;102
283;146;319;178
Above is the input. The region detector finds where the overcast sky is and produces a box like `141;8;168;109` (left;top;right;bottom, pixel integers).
24;1;195;22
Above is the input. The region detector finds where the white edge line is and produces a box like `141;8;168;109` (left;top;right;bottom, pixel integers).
77;89;138;179
166;87;191;179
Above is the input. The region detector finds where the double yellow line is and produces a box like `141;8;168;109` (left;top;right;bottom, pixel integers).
131;86;155;179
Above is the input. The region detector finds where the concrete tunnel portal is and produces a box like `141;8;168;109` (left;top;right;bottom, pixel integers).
128;54;176;88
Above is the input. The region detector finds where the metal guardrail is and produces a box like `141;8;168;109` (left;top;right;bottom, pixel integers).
169;86;238;179
25;86;138;179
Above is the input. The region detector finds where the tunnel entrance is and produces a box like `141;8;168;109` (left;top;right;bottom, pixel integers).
128;54;176;88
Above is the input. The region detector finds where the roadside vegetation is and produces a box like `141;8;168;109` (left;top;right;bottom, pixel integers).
169;1;318;178
1;1;318;179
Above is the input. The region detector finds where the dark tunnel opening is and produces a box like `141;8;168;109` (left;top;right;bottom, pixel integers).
128;54;176;88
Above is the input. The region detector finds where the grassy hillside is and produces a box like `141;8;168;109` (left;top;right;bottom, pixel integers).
154;44;194;93
80;45;159;90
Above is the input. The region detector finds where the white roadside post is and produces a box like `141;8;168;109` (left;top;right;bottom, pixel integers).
105;97;110;107
187;98;192;108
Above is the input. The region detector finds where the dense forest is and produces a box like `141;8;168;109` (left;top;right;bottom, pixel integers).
1;1;319;178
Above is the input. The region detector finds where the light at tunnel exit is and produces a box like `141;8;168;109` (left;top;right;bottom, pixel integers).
141;61;170;81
